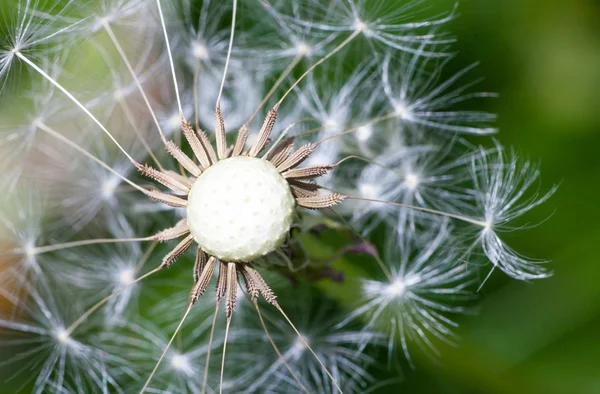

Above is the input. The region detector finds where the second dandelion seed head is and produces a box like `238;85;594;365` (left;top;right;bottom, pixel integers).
187;156;295;262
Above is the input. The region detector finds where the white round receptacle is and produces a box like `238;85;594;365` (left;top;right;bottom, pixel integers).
187;156;295;262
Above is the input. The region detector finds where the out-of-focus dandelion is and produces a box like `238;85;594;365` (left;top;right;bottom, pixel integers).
381;49;498;135
0;273;120;394
227;288;381;394
0;191;46;279
337;223;475;366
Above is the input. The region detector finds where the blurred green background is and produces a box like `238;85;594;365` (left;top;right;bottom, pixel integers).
2;0;600;393
399;0;600;393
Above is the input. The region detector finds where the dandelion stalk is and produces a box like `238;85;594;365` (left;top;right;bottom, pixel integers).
274;304;344;394
215;0;238;110
102;19;170;146
254;301;310;394
140;303;194;393
34;122;149;194
156;0;183;115
200;302;220;394
18;236;156;256
275;27;364;108
14;51;138;165
346;196;489;227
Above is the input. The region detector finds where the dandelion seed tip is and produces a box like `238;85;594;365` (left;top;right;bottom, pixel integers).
191;40;208;60
168;113;181;130
118;268;135;286
482;219;493;231
113;89;123;101
171;353;190;371
187;157;295;261
54;328;70;344
292;334;309;352
354;20;368;32
23;244;36;258
295;42;310;56
394;103;410;119
324;119;339;132
359;182;378;199
387;278;406;297
356;124;372;142
405;173;419;190
102;178;119;200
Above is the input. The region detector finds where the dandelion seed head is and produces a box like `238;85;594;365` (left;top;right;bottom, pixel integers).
0;0;555;390
187;157;295;262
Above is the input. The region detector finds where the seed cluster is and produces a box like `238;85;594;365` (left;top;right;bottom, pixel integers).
187;156;295;262
139;107;344;317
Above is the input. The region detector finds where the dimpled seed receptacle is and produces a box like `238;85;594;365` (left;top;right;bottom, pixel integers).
187;156;296;262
